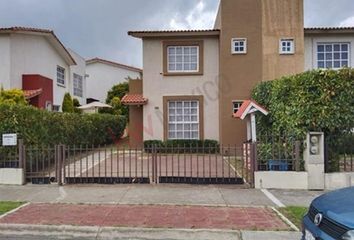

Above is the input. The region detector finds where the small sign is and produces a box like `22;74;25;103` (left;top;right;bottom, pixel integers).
2;134;17;146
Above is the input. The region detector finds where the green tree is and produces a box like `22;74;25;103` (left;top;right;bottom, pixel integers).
62;93;74;113
106;81;129;104
72;98;82;114
0;88;27;105
110;97;122;115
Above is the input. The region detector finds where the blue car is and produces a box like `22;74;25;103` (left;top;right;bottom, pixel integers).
302;187;354;240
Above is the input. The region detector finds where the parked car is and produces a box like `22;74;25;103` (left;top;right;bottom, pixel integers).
302;187;354;240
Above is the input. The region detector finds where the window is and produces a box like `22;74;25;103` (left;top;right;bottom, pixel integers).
57;66;65;86
73;73;83;97
232;101;243;114
167;46;199;73
317;43;350;69
52;105;60;112
280;39;295;54
168;100;199;140
231;38;247;54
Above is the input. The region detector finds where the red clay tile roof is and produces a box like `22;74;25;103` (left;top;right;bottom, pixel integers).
86;58;142;73
23;89;42;99
0;27;76;65
128;29;220;38
121;94;148;105
305;27;354;33
233;100;268;119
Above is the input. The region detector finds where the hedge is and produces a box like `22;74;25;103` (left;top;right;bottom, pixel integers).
0;104;126;146
251;68;354;138
144;139;219;153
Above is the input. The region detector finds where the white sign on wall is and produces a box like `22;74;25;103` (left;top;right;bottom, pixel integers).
2;134;17;146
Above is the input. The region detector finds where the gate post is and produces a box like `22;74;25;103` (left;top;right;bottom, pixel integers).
249;143;257;188
152;144;158;184
18;139;26;183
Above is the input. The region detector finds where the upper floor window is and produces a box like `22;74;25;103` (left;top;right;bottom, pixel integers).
57;66;65;86
232;101;243;114
317;43;350;69
167;46;199;73
73;73;83;97
280;39;295;54
231;38;247;54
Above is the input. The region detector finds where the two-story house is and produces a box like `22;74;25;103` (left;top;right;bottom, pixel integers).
123;0;354;147
0;27;87;110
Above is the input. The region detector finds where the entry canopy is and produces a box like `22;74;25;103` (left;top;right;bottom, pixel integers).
233;100;269;142
233;100;268;120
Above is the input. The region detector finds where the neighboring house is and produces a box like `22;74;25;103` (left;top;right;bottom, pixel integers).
123;0;354;147
85;58;142;103
0;27;87;111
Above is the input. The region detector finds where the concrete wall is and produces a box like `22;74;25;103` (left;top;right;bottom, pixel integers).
304;33;354;70
0;34;11;89
255;171;308;189
9;33;71;108
0;168;25;185
325;172;354;190
68;49;87;105
86;62;141;103
142;37;219;141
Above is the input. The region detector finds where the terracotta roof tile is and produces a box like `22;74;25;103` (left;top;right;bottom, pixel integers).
86;58;142;73
121;94;148;105
23;89;42;99
233;100;268;119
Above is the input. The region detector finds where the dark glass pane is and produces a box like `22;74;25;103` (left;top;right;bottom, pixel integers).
318;61;325;68
334;61;341;68
341;44;348;51
317;45;324;52
341;52;348;60
318;53;324;60
326;61;332;68
342;61;348;67
326;53;332;60
333;44;340;51
325;45;332;52
333;53;340;60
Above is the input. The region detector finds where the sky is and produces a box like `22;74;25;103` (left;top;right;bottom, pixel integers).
0;0;353;68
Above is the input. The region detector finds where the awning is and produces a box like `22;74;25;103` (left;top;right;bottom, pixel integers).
233;100;268;120
23;89;42;99
121;94;148;105
78;101;112;110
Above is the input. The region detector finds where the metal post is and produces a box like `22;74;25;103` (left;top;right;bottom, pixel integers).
295;141;300;172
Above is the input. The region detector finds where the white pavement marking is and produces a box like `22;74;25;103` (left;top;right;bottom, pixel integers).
0;202;30;219
261;189;285;207
271;207;300;232
55;187;67;202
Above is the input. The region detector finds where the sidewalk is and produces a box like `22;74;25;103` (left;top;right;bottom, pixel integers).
0;224;302;240
0;184;322;207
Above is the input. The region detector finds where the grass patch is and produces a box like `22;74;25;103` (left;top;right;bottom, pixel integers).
279;206;308;229
0;201;25;215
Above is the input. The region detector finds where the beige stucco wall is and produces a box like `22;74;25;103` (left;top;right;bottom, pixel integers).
255;171;308;189
142;37;219;141
261;0;304;81
304;34;354;70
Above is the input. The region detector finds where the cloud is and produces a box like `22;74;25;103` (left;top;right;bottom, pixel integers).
169;0;218;30
339;16;354;27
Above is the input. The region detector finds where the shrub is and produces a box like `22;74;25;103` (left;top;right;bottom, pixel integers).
62;93;74;113
72;98;82;114
0;88;27;105
0;104;126;146
251;68;354;138
144;139;219;153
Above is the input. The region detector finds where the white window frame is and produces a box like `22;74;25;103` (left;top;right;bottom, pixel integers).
279;38;295;54
73;73;83;97
316;42;350;69
232;100;244;114
56;66;65;87
167;100;200;140
231;38;247;54
167;46;199;73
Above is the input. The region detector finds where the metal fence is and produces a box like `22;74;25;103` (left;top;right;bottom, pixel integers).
255;135;303;172
0;139;22;168
17;143;256;186
325;132;354;173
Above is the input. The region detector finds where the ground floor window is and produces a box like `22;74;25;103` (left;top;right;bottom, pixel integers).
168;100;199;140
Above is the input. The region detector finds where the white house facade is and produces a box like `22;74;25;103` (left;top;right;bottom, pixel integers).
86;58;142;103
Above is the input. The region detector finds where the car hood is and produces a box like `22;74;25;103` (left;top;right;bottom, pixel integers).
312;187;354;228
